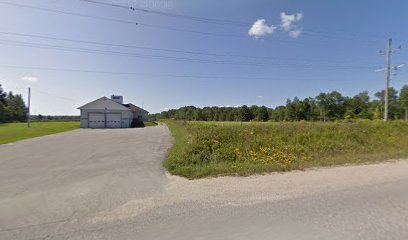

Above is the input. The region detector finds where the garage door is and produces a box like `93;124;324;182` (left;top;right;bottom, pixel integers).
106;113;122;128
88;113;105;128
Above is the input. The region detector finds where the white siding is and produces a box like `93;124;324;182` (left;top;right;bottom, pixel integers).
122;110;133;128
79;97;130;111
79;97;149;128
133;112;149;122
80;109;89;128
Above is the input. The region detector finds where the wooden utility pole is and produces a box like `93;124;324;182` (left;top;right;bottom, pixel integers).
384;38;392;122
27;87;31;128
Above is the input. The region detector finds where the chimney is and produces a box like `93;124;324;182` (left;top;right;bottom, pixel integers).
111;95;123;104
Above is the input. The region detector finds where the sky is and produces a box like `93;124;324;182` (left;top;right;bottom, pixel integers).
0;0;407;115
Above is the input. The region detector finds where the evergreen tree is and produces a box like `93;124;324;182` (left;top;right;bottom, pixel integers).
0;85;27;122
5;92;26;121
0;84;7;122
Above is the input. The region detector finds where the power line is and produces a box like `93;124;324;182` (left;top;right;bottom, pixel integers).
0;1;136;24
301;31;379;44
0;64;370;79
302;29;385;42
10;87;79;102
80;0;248;27
0;1;247;39
0;39;268;66
34;88;78;102
80;0;386;41
2;86;27;91
0;31;380;65
0;1;383;45
0;1;303;45
0;40;377;69
0;31;309;60
0;85;77;106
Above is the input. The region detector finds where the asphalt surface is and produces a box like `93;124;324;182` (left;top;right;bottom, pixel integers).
0;125;172;239
0;125;407;240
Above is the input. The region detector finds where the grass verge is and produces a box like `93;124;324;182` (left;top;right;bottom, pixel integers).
0;121;79;144
144;121;158;127
163;120;408;179
131;121;158;128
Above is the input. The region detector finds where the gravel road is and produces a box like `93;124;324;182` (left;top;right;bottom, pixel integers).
0;124;407;239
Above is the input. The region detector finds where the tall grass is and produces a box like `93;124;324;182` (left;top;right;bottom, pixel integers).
164;120;408;179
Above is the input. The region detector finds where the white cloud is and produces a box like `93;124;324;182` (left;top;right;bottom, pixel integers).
289;29;302;38
280;12;303;31
280;12;303;38
21;76;38;82
249;12;304;39
248;19;277;38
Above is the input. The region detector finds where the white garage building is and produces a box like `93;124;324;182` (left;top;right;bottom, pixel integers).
78;95;149;128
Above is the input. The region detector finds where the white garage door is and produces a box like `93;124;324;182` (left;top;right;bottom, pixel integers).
106;113;122;128
88;113;105;128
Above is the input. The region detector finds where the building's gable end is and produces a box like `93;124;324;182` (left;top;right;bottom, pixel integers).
78;97;131;111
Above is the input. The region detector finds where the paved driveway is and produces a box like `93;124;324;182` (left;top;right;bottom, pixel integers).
0;125;172;239
1;124;407;240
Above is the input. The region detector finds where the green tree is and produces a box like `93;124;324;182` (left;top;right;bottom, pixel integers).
316;93;329;121
400;85;408;120
0;84;7;122
375;88;399;119
345;91;371;119
327;91;345;120
160;111;170;119
5;92;26;122
249;105;259;120
193;108;204;121
373;106;382;120
285;98;297;121
239;105;253;122
257;106;269;121
270;106;286;122
154;85;408;122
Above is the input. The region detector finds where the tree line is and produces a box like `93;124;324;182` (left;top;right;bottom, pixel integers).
30;115;80;121
0;84;27;122
152;85;408;122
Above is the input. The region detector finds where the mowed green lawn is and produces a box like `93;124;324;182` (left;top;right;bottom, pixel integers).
0;121;80;144
164;120;408;179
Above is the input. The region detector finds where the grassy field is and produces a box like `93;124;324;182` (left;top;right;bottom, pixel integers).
0;121;80;144
164;120;408;179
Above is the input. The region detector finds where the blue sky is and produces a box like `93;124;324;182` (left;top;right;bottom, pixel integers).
0;0;407;115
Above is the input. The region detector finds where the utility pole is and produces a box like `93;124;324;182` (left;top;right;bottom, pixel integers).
27;87;31;128
384;38;392;122
376;39;403;122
